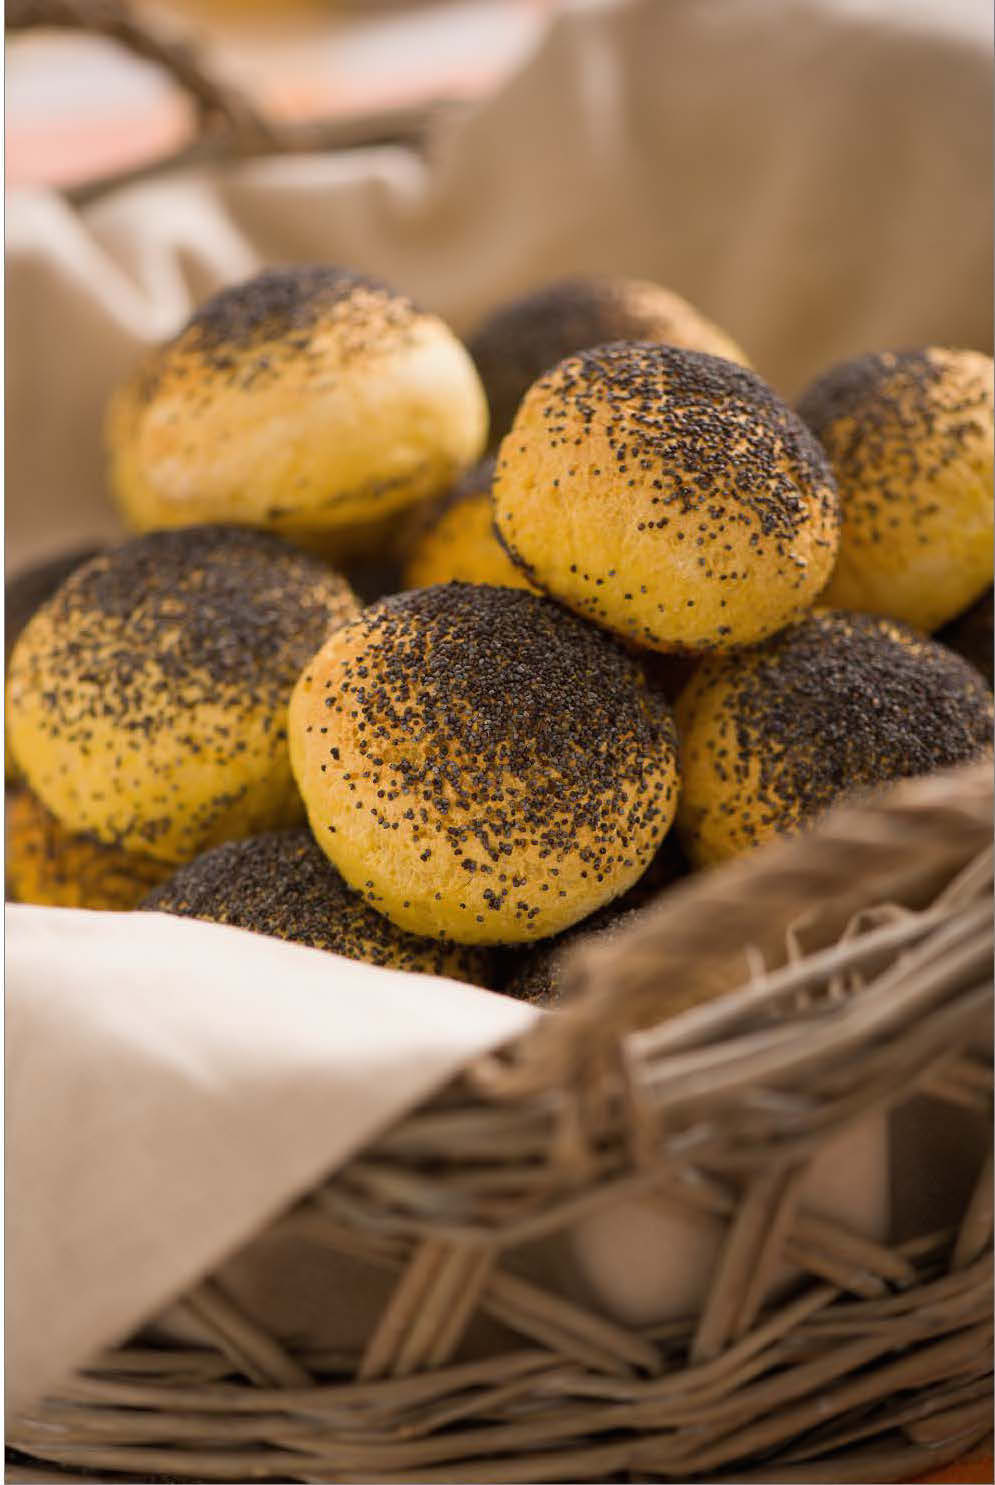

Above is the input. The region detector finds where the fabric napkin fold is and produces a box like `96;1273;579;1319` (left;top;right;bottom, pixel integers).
5;906;537;1417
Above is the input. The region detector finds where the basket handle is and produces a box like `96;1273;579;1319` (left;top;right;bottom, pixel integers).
6;0;278;148
6;0;465;206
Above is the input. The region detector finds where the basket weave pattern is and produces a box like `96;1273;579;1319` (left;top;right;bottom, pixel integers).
10;765;993;1483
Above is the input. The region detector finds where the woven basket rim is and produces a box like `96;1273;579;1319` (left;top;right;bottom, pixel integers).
11;761;992;1484
484;761;992;1096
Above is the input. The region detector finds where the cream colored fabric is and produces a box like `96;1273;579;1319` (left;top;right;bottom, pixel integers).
6;0;992;572
5;0;992;1426
5;906;539;1417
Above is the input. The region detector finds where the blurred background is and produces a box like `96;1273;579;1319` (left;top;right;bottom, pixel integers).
8;0;618;190
7;0;992;572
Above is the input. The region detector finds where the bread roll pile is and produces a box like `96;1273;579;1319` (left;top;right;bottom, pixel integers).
7;266;992;1000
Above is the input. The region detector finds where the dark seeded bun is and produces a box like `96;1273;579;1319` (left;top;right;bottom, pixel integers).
493;344;840;653
676;609;994;865
107;266;488;555
469;276;749;448
289;583;681;945
798;348;994;632
7;526;359;862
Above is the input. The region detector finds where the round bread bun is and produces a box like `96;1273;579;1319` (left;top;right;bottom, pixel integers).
937;586;994;690
493;344;841;653
141;829;493;986
798;348;994;632
289;583;681;945
6;787;172;910
402;459;535;592
675;609;994;866
7;526;359;863
468;276;750;448
106;266;488;550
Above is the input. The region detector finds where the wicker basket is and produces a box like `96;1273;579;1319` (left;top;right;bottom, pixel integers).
8;762;992;1484
7;7;993;1480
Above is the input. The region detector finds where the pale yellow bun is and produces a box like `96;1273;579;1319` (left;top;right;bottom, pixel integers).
469;276;751;448
7;526;359;863
402;460;535;592
6;787;172;910
107;266;488;545
289;584;681;945
676;609;994;867
798;348;994;632
493;344;841;653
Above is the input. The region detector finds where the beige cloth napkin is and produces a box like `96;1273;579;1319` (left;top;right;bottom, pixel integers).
5;0;993;1425
5;906;539;1417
